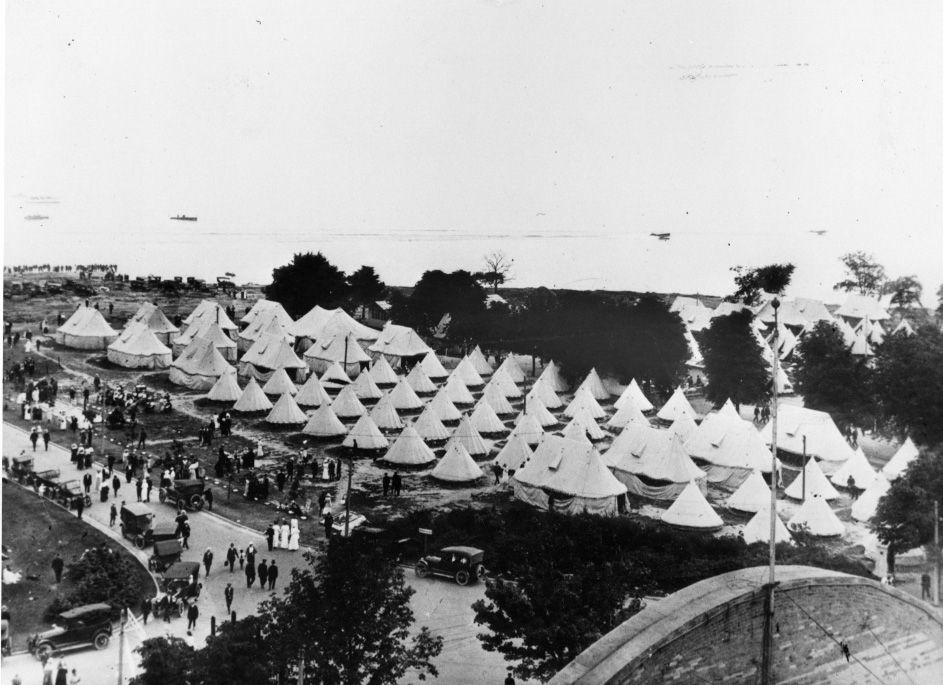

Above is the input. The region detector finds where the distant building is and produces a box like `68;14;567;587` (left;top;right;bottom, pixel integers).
355;300;392;328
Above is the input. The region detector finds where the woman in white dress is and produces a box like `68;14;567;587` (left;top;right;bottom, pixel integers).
288;519;299;550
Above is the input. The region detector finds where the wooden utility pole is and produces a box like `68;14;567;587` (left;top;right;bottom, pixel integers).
762;298;781;685
345;442;355;538
935;499;940;606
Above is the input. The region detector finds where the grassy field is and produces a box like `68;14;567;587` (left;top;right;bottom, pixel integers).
0;481;155;652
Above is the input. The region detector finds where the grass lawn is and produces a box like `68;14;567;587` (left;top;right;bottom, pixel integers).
0;481;155;652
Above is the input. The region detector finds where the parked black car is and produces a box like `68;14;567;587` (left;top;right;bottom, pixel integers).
415;546;485;586
27;603;117;659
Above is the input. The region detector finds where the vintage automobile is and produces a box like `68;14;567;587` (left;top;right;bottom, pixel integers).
149;539;183;572
119;503;179;548
414;546;486;586
159;478;205;511
27;603;117;659
58;480;92;509
34;468;61;489
160;561;201;597
10;454;33;482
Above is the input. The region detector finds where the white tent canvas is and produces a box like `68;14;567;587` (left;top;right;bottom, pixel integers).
388;377;424;412
495;355;526;384
783;456;840;501
468;346;494;376
184;299;237;330
302;404;347;438
759;404;853;469
412;406;451;442
560;421;592;446
614;379;654;413
788;494;845;536
343;414;389;450
303;333;370;378
564;408;606;441
661;480;723;530
445;376;475;406
829;447;877;490
605;398;648;430
126;302;179;344
419;352;449;380
350;369;383;401
726;469;772;513
452;357;485;387
266;393;307;425
470;401;507;435
406;364;438;395
656;387;697;423
369;394;404;432
107;322;172;369
429;389;462;423
509;413;544;447
527;378;563;410
742;505;792;544
174;320;237;360
851;472;891;522
169;338;235;390
233;377;274;413
483;385;516;416
543;446;627;517
882;437;919;481
295;373;331;407
206;370;242;402
381;425;437;467
369;355;399;386
261;368;298;396
524;396;560;428
494;435;534;474
487;368;523;399
667;414;698;443
331;385;367;419
431;441;484;483
320;361;352;387
577;368;611;401
368;322;433;361
536;360;568;393
564;386;606;420
57;305;118;349
684;413;772;473
450;416;489;458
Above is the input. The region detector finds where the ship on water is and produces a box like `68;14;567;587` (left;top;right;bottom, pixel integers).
25;214;50;221
170;215;198;221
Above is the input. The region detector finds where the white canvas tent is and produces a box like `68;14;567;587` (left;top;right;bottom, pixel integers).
419;352;449;380
494;435;534;474
563;408;606;441
56;305;118;349
429;389;462;424
684;413;772;477
302;403;347;438
431;441;484;483
742;504;792;544
469;401;507;435
261;367;298;396
542;445;627;517
405;364;437;395
238;334;305;381
320;361;353;387
656;387;697;423
240;299;293;327
452;357;485;387
232;377;274;413
173;320;237;360
381;425;437;467
290;306;378;346
169;338;235;390
266;392;307;425
238;311;295;352
303;333;370;378
666;414;698;443
783;456;840;501
614;379;654;413
368;322;432;363
605;398;648;430
331;385;367;419
606;426;705;501
509;413;544;447
487;368;523;399
388;377;424;412
350;369;383;401
449;416;489;458
577;368;611;401
468;346;494;376
369;394;404;432
882;437;919;481
661;480;723;530
788;494;845;536
561;421;593;446
205;369;242;402
829;447;877;490
184;299;237;330
412;406;451;442
484;385;516;416
726;469;772;513
343;414;389;450
759;404;853;472
527;378;563;410
536;360;568;393
524;396;559;428
851;472;891;522
444;376;475;406
495;355;526;384
126;302;179;345
295;373;331;407
564;386;606;420
107;322;172;369
369;356;399;386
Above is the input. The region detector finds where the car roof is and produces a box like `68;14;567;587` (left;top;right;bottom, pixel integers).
163;561;200;579
121;503;152;516
59;603;112;619
173;479;203;487
153;540;183;555
440;546;484;556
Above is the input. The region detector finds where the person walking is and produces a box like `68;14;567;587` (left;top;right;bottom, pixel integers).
186;602;199;633
51;554;64;584
135;477;143;502
323;511;334;539
180;520;191;550
112;474;121;498
140;597;151;625
265;523;275;551
204;488;213;511
75;496;84;521
392;472;402;497
382;472;390;497
145;476;153;502
245;543;257;570
109;503;117;527
82;472;92;494
922;572;932;600
238;550;245;570
55;661;68;685
29;427;39;451
224;582;234;613
257;560;269;590
202;548;214;576
245;562;256;589
138;429;147;449
226;543;237;572
42;427;51;451
267;561;278;590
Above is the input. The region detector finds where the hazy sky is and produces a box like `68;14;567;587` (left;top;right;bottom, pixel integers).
5;1;942;303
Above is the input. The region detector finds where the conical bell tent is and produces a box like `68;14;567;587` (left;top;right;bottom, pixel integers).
449;416;490;459
389;377;424;412
261;367;298;396
788;494;845;536
380;425;437;468
661;480;723;530
369;356;399;386
419;351;449;380
369;394;404;432
205;370;242;403
430;441;484;484
405;364;437;395
412;406;452;443
302;403;347;439
468;346;494;376
233;377;274;413
342;414;389;450
331;385;367;420
295;373;331;408
350;370;383;401
614;378;653;413
265;393;307;426
726;469;772;514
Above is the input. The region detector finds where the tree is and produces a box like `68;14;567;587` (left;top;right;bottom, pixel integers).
59;546;141;614
727;263;795;304
871;325;943;445
131;637;194;685
883;275;922;309
347;265;387;310
871;447;943;559
475;252;514;293
792;321;873;428
264;252;349;318
834;251;886;296
392;270;487;334
263;538;443;684
700;310;770;409
189;615;275;685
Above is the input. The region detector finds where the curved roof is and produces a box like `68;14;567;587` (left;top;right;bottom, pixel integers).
368;322;432;358
303;333;370;365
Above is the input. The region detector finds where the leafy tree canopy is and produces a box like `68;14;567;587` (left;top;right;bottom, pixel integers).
700;310;770;408
882;275;923;309
871;325;943;445
56;546;141;617
871;446;943;554
265;252;349;318
130;637;194;685
727;263;795;304
792;321;873;428
189;615;275;685
392;269;487;334
834;251;886;296
347;265;387;308
474;252;514;293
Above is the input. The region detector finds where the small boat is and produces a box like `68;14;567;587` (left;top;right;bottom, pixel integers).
25;215;49;221
170;215;198;221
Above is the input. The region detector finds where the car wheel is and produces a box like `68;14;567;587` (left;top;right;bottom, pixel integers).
93;632;110;650
134;535;146;549
415;563;430;578
455;569;471;586
36;643;54;660
189;495;204;510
